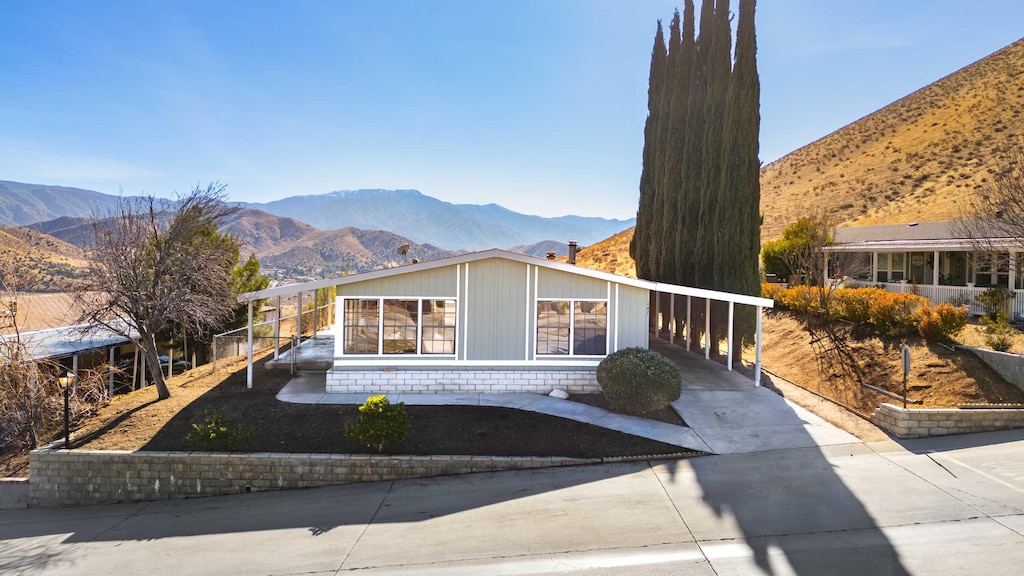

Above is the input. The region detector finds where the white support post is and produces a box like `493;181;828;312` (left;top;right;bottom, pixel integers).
654;291;661;337
933;250;940;288
704;298;711;360
72;354;79;395
669;295;675;344
246;300;254;389
872;252;878;283
167;349;173;378
727;301;735;371
686;296;691;352
296;291;303;341
823;252;829;285
108;347;115;398
1011;250;1018;293
755;305;763;386
140;353;146;388
274;295;281;360
312;290;318;338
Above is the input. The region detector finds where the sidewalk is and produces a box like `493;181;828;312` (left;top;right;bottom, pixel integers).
279;339;862;455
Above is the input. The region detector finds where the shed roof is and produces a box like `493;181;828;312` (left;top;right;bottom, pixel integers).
2;322;137;362
239;248;773;308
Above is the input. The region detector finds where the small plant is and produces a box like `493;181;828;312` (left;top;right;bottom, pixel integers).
917;303;968;343
344;395;411;453
186;410;256;451
597;347;681;415
981;311;1017;352
977;286;1012;321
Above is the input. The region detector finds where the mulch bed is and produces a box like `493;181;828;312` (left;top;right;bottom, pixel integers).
571;393;686;426
64;358;693;461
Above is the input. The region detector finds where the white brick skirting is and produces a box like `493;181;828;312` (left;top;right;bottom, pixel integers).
326;366;600;395
27;443;600;508
873;403;1024;438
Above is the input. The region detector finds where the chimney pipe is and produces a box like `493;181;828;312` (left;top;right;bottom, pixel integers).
568;241;578;265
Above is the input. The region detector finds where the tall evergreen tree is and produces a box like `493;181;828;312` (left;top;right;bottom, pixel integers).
648;11;680;282
629;21;667;280
657;3;696;285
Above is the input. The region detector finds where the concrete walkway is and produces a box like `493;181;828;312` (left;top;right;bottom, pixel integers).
278;338;862;455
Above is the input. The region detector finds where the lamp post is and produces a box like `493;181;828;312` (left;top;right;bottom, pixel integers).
58;372;74;450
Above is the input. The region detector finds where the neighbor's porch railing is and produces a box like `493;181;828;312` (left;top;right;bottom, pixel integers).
847;281;1024;318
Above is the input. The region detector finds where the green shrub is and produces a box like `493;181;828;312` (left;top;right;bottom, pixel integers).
977;286;1012;321
917;303;968;342
344;395;411;453
597;347;681;415
186;410;256;452
982;312;1017;352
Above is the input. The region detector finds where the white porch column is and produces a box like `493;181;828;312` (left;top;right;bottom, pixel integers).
312;290;318;338
754;305;763;386
872;252;878;283
108;347;115;398
296;291;303;340
1011;250;1018;292
704;298;711;360
72;354;79;395
274;295;281;360
823;252;829;285
933;250;940;287
727;301;735;371
246;300;254;389
669;295;675;344
686;296;692;352
654;291;661;337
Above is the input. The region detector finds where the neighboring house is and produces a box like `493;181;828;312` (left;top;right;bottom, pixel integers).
238;249;774;393
824;220;1024;316
1;322;140;396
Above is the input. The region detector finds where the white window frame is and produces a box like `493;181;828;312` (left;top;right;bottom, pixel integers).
339;296;458;357
877;252;905;283
534;298;609;358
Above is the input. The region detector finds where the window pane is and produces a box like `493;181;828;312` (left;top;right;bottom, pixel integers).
343;299;379;354
421;299;457;354
891;253;904;270
878;271;888;283
877;253;888;269
382;299;418;354
573;301;607;355
536;301;569;355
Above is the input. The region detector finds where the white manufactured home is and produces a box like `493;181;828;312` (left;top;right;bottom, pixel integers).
238;249;774;393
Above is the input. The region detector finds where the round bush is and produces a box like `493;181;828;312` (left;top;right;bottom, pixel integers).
597;347;682;415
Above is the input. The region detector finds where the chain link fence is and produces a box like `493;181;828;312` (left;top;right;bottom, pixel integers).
211;301;334;372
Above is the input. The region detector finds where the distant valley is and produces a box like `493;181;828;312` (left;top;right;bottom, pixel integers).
0;183;620;285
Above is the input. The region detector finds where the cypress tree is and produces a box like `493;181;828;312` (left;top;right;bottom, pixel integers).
629;21;667;281
649;10;680;282
657;3;695;286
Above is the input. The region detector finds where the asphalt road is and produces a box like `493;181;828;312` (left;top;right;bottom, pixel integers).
3;429;1024;575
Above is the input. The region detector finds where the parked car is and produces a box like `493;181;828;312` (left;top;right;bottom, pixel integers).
157;354;190;371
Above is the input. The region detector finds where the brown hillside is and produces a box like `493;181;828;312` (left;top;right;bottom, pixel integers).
760;37;1024;240
560;227;637;278
0;226;91;291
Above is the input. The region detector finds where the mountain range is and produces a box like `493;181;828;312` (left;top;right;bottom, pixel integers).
239;189;632;251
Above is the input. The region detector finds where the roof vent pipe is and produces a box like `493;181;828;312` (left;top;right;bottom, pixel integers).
546;251;557;260
568;241;578;265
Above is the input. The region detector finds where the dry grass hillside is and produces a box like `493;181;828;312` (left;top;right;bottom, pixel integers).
560;227;637;278
0;226;90;291
760;37;1024;240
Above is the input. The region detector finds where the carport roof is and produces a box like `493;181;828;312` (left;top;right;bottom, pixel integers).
2;322;137;362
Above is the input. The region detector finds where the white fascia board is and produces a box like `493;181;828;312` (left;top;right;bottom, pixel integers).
333;359;603;368
824;239;1020;252
650;282;775;308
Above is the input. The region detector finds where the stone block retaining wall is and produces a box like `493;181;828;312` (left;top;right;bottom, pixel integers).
28;443;599;508
873;403;1024;438
964;346;1024;392
0;477;29;510
327;366;600;395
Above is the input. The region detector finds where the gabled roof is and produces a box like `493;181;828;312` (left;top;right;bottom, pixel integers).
239;248;773;308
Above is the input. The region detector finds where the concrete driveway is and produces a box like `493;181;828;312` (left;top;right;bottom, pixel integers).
4;428;1024;575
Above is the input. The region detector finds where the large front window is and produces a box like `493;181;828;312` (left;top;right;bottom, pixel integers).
342;298;456;355
536;300;607;356
877;253;905;283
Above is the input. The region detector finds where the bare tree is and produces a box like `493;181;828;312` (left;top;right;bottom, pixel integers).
1;255;106;462
77;183;240;400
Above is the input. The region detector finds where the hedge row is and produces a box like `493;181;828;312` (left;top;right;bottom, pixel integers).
761;284;967;341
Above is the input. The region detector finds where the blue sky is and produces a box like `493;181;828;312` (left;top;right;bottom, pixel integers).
2;1;1022;219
